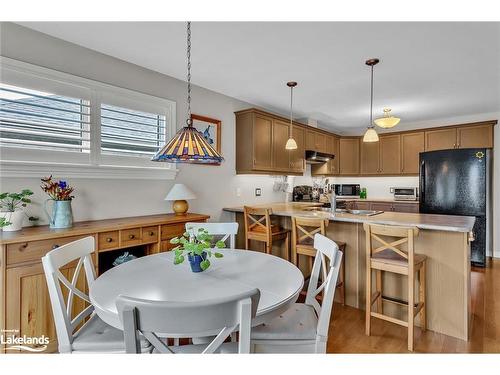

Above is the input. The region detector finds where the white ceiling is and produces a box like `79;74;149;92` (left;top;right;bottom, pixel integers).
18;22;500;134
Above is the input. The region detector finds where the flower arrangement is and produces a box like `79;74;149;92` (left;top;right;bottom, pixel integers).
41;176;74;201
170;227;225;271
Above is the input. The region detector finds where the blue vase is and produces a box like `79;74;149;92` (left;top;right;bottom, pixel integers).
188;252;207;273
44;199;73;229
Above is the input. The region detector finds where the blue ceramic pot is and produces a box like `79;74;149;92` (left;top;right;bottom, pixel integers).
188;251;207;273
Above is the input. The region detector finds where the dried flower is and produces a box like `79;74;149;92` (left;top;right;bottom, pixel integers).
41;176;75;201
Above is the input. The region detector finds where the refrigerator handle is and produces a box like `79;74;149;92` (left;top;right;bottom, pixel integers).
420;160;425;204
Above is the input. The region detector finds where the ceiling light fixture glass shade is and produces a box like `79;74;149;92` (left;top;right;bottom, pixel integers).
285;81;298;150
152;22;223;164
363;58;380;143
374;108;400;129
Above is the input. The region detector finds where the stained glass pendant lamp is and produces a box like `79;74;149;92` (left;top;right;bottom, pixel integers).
152;22;224;164
363;58;379;143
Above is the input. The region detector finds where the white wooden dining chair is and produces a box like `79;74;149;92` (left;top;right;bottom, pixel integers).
116;288;260;354
251;233;342;353
42;236;151;353
185;222;239;248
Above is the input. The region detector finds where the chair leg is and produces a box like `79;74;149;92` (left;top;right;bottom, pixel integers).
245;236;249;250
408;270;415;352
376;270;383;313
265;241;271;255
283;233;290;261
340;249;346;305
365;267;372;336
291;241;297;266
420;262;427;331
308;255;313;277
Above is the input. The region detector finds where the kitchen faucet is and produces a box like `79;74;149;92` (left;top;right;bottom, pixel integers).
322;191;337;213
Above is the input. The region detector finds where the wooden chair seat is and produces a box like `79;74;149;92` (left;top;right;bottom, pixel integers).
372;249;426;270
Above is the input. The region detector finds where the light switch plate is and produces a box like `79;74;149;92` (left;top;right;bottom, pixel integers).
236;187;241;197
255;188;262;197
390;187;395;193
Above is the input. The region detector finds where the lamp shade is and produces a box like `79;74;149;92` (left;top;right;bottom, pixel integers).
374;108;400;129
285;137;298;150
164;183;196;201
363;127;379;142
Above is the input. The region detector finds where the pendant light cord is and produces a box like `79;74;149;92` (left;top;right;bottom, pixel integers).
369;64;374;128
289;85;294;137
186;21;192;126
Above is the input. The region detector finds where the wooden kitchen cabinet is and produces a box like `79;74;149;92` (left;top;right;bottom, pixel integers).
360;141;379;175
311;135;339;176
457;123;494;149
289;125;305;173
425;128;457;151
339;138;360;175
370;202;395;212
272;119;291;172
331;136;340;174
401;132;425;174
353;201;371;210
252;114;274;170
379;134;401;174
306;129;327;152
393;203;419;213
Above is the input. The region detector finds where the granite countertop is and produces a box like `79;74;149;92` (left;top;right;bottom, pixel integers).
223;202;475;233
336;197;420;204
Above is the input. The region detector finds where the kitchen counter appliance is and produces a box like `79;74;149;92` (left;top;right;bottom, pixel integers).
333;184;360;198
393;187;418;201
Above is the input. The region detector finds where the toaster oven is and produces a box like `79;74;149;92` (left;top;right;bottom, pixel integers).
393;187;418;201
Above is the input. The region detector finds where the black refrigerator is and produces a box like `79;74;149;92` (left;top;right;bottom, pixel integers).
419;148;492;267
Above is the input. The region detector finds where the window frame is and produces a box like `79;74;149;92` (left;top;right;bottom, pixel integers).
0;57;178;180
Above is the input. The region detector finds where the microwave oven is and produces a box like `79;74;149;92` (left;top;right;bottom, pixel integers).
334;184;360;197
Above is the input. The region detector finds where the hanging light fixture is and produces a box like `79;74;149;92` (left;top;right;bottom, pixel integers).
363;58;380;143
374;108;400;129
285;81;298;150
152;22;223;164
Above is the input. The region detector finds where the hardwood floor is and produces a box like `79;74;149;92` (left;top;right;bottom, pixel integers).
327;258;500;353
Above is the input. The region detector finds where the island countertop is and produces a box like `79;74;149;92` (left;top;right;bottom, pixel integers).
223;202;475;233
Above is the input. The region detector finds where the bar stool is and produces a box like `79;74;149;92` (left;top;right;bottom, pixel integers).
243;206;290;260
291;216;346;305
363;223;427;352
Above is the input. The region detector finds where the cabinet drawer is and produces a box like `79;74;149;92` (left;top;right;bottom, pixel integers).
98;231;119;251
120;228;141;247
142;226;159;244
6;235;89;266
161;223;186;240
160;240;177;252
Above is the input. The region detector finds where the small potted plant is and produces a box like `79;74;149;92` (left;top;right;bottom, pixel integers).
0;189;35;232
170;227;225;272
41;176;75;229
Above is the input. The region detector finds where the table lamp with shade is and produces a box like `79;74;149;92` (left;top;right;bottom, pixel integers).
165;183;196;215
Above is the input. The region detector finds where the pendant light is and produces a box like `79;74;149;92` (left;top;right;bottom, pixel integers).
374;108;400;129
363;58;379;143
285;81;298;150
152;22;224;164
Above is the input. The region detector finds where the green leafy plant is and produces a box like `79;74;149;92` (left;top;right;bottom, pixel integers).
170;227;225;271
0;190;34;212
0;217;12;228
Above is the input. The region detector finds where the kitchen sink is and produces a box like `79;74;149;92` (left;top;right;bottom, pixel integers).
346;209;384;216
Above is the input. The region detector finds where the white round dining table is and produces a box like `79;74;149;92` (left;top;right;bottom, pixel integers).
90;249;304;330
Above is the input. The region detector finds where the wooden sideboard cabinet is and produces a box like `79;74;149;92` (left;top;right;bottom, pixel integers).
0;213;209;354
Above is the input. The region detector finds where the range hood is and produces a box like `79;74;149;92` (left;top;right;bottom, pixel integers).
305;150;335;164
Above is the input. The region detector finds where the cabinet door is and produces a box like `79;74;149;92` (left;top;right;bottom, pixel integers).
289;125;305;173
331;136;340;174
393;203;419;213
354;201;371;210
425;128;457;151
315;133;327;153
457;124;494;149
360;141;380;175
306;130;317;150
401;132;425;174
272;119;291;172
253;115;273;170
370;202;394;212
379;134;401;174
339;138;360;175
5;262;89;353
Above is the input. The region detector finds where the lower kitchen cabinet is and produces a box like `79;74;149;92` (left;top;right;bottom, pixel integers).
370;202;395;212
351;201;419;213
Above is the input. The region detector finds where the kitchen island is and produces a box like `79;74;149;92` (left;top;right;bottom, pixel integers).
223;202;475;340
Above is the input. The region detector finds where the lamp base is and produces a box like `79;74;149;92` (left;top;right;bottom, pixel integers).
172;200;189;215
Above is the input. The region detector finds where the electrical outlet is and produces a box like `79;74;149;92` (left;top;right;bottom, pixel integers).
390;187;395;194
255;188;262;197
236;187;241;197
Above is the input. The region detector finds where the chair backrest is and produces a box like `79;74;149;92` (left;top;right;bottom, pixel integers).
41;236;96;353
291;216;328;247
117;289;260;354
363;223;419;265
185;222;239;249
243;206;272;240
305;234;342;341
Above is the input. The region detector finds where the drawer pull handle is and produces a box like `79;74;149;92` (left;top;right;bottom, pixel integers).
52;244;60;249
149;231;155;236
128;234;135;239
20;243;29;250
106;238;113;243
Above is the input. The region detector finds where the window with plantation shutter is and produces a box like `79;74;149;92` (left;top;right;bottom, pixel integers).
0;83;90;152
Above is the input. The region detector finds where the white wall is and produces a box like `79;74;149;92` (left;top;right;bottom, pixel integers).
0;23;287;225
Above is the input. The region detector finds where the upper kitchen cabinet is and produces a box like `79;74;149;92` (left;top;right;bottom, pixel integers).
401;131;425;174
306;129;327;153
339;138;360;175
457;122;494;149
272;119;292;171
312;134;339;177
379;134;401;174
425;127;457;151
360;140;379;175
289;125;306;173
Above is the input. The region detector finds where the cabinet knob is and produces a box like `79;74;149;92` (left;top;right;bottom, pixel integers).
19;243;28;251
52;244;60;249
106;237;113;243
149;231;155;236
128;234;135;239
